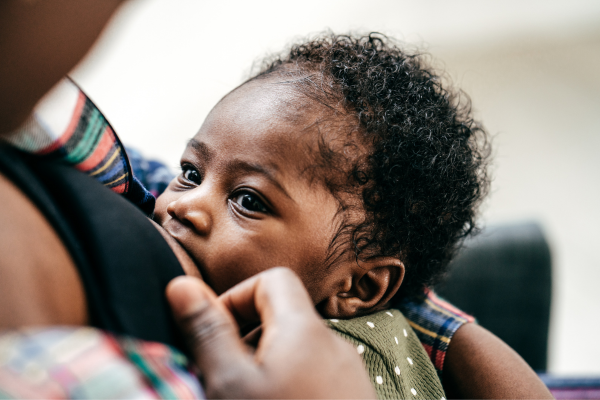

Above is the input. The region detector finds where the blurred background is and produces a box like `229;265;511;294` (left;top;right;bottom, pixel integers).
71;0;600;375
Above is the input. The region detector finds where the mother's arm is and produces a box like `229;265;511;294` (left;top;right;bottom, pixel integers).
0;0;125;134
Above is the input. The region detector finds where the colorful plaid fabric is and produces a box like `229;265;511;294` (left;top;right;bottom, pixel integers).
0;327;204;399
396;290;475;379
3;78;157;214
4;78;132;194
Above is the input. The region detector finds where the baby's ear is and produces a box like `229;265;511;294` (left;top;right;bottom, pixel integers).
319;257;404;319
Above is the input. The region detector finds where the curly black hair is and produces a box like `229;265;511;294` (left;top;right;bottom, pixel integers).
249;33;491;299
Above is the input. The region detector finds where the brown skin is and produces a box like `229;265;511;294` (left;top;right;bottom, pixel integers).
154;80;405;318
0;173;87;329
0;1;551;397
167;268;377;399
444;323;553;399
0;0;125;134
149;218;203;279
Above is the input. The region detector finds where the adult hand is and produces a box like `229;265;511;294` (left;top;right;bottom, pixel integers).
166;267;376;399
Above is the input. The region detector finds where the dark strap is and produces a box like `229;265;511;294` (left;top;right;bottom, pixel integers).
0;144;186;350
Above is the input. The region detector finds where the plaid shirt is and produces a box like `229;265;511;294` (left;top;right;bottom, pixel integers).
0;328;203;399
3;77;156;215
397;290;475;379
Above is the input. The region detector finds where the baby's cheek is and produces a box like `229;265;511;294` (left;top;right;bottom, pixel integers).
153;192;171;224
202;260;258;295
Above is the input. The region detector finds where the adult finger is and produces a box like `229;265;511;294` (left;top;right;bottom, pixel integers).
218;268;329;368
168;272;376;399
220;268;376;399
218;267;316;329
166;276;255;386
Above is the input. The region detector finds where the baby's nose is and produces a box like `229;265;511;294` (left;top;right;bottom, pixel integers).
166;194;212;236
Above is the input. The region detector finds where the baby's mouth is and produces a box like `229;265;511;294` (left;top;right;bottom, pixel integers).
149;218;203;279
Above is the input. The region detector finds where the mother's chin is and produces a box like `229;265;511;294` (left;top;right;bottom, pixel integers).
148;218;202;279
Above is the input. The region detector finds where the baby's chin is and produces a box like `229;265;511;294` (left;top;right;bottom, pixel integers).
148;218;202;279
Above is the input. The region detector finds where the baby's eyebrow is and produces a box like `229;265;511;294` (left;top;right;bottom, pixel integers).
187;139;213;162
225;159;294;203
186;138;295;203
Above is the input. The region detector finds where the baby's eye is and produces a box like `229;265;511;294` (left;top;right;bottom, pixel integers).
232;192;269;214
181;165;201;185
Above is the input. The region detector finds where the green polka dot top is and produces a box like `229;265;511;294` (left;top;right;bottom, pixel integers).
327;309;446;400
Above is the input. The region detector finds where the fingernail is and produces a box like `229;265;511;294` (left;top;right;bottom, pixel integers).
166;276;209;316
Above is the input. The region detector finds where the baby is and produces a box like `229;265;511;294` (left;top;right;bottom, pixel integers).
153;33;490;398
155;33;488;309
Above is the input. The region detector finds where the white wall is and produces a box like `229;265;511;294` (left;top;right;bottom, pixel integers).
72;0;600;375
437;36;600;375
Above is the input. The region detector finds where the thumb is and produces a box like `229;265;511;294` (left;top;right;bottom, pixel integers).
166;276;255;389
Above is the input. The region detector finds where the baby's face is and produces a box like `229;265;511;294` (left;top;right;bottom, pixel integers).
155;81;344;303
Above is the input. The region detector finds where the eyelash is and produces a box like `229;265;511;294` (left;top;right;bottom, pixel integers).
180;164;202;185
179;163;271;216
230;191;270;216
